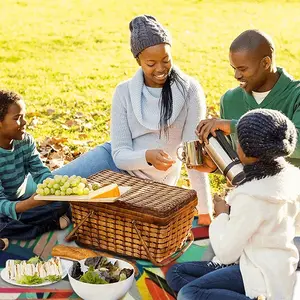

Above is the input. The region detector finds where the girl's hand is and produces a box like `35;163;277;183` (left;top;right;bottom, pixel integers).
146;149;176;171
213;194;230;217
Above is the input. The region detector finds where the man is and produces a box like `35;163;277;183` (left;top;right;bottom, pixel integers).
195;29;300;270
196;29;300;171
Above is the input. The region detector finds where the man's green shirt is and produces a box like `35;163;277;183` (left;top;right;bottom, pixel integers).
221;67;300;167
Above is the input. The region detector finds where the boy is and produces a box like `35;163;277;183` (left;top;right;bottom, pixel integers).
0;90;70;240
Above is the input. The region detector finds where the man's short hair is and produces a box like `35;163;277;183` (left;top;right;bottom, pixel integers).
230;29;275;59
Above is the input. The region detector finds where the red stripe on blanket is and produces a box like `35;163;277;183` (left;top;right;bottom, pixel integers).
49;291;75;298
145;278;175;300
161;262;176;276
0;288;73;293
191;226;209;240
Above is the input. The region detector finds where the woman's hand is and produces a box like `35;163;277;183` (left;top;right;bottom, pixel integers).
213;194;230;217
146;149;176;171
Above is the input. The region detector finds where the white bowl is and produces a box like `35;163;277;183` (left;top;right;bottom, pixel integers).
68;257;134;300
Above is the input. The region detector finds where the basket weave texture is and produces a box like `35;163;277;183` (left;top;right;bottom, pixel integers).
70;170;198;262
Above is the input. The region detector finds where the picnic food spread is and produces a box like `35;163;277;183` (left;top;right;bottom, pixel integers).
35;175;121;200
89;183;120;199
36;175;108;196
5;257;63;284
70;256;133;284
52;244;100;260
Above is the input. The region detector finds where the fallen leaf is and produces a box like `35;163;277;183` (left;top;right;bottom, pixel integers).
65;119;78;127
26;112;42;118
49;151;64;160
61;125;70;130
36;136;91;171
28;116;39;129
72;140;88;146
49;158;65;169
83;122;92;130
47;108;55;115
74;112;84;118
78;133;88;139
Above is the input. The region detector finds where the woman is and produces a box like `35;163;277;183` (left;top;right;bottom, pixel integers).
54;15;212;224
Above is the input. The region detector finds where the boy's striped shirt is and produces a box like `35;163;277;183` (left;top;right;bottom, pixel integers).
0;133;52;219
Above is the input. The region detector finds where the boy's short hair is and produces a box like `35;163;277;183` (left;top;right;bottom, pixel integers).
0;90;22;121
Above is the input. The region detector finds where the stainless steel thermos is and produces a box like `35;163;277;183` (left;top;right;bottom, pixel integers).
204;131;245;185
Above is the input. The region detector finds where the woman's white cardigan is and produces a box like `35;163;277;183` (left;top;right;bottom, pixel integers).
110;67;212;214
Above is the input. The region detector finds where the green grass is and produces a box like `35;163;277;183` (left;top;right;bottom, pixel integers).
1;0;300;191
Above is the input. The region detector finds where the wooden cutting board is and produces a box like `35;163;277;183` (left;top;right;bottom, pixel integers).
34;186;131;203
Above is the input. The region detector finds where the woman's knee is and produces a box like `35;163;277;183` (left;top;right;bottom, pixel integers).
53;142;115;177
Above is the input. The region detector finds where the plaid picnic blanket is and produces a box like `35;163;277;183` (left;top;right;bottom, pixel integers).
0;218;212;300
1;218;299;300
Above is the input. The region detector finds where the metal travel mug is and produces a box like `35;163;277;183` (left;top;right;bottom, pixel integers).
177;140;203;166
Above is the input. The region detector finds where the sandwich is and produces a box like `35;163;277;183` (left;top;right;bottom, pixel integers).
5;257;63;284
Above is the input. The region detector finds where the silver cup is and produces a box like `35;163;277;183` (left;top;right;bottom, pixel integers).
177;140;203;166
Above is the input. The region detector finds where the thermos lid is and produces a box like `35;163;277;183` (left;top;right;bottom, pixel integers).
231;172;246;186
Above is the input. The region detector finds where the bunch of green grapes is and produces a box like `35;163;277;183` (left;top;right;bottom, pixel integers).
36;175;101;196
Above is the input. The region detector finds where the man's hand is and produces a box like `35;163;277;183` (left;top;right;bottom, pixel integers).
213;194;230;217
196;118;232;144
188;149;218;173
15;193;50;213
146;149;176;171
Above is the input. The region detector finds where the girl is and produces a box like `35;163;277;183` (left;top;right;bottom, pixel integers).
166;109;300;300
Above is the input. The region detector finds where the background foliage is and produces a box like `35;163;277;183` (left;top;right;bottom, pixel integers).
1;0;300;192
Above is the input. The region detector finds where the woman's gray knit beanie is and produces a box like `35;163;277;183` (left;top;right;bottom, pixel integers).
129;15;171;58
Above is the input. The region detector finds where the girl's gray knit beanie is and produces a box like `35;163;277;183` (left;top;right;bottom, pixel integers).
237;108;297;159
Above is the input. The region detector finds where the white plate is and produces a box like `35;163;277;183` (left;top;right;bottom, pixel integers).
0;259;72;287
34;186;131;203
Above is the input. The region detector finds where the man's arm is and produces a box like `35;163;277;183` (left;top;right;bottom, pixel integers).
220;95;239;134
196;95;232;145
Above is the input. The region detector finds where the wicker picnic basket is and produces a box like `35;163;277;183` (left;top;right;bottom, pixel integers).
66;170;197;266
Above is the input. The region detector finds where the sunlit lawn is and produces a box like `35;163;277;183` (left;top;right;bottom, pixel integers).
1;0;300;190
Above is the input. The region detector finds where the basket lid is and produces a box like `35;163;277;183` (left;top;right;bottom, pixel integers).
88;170;197;218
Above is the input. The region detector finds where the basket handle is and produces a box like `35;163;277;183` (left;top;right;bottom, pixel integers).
65;210;94;242
132;221;194;267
